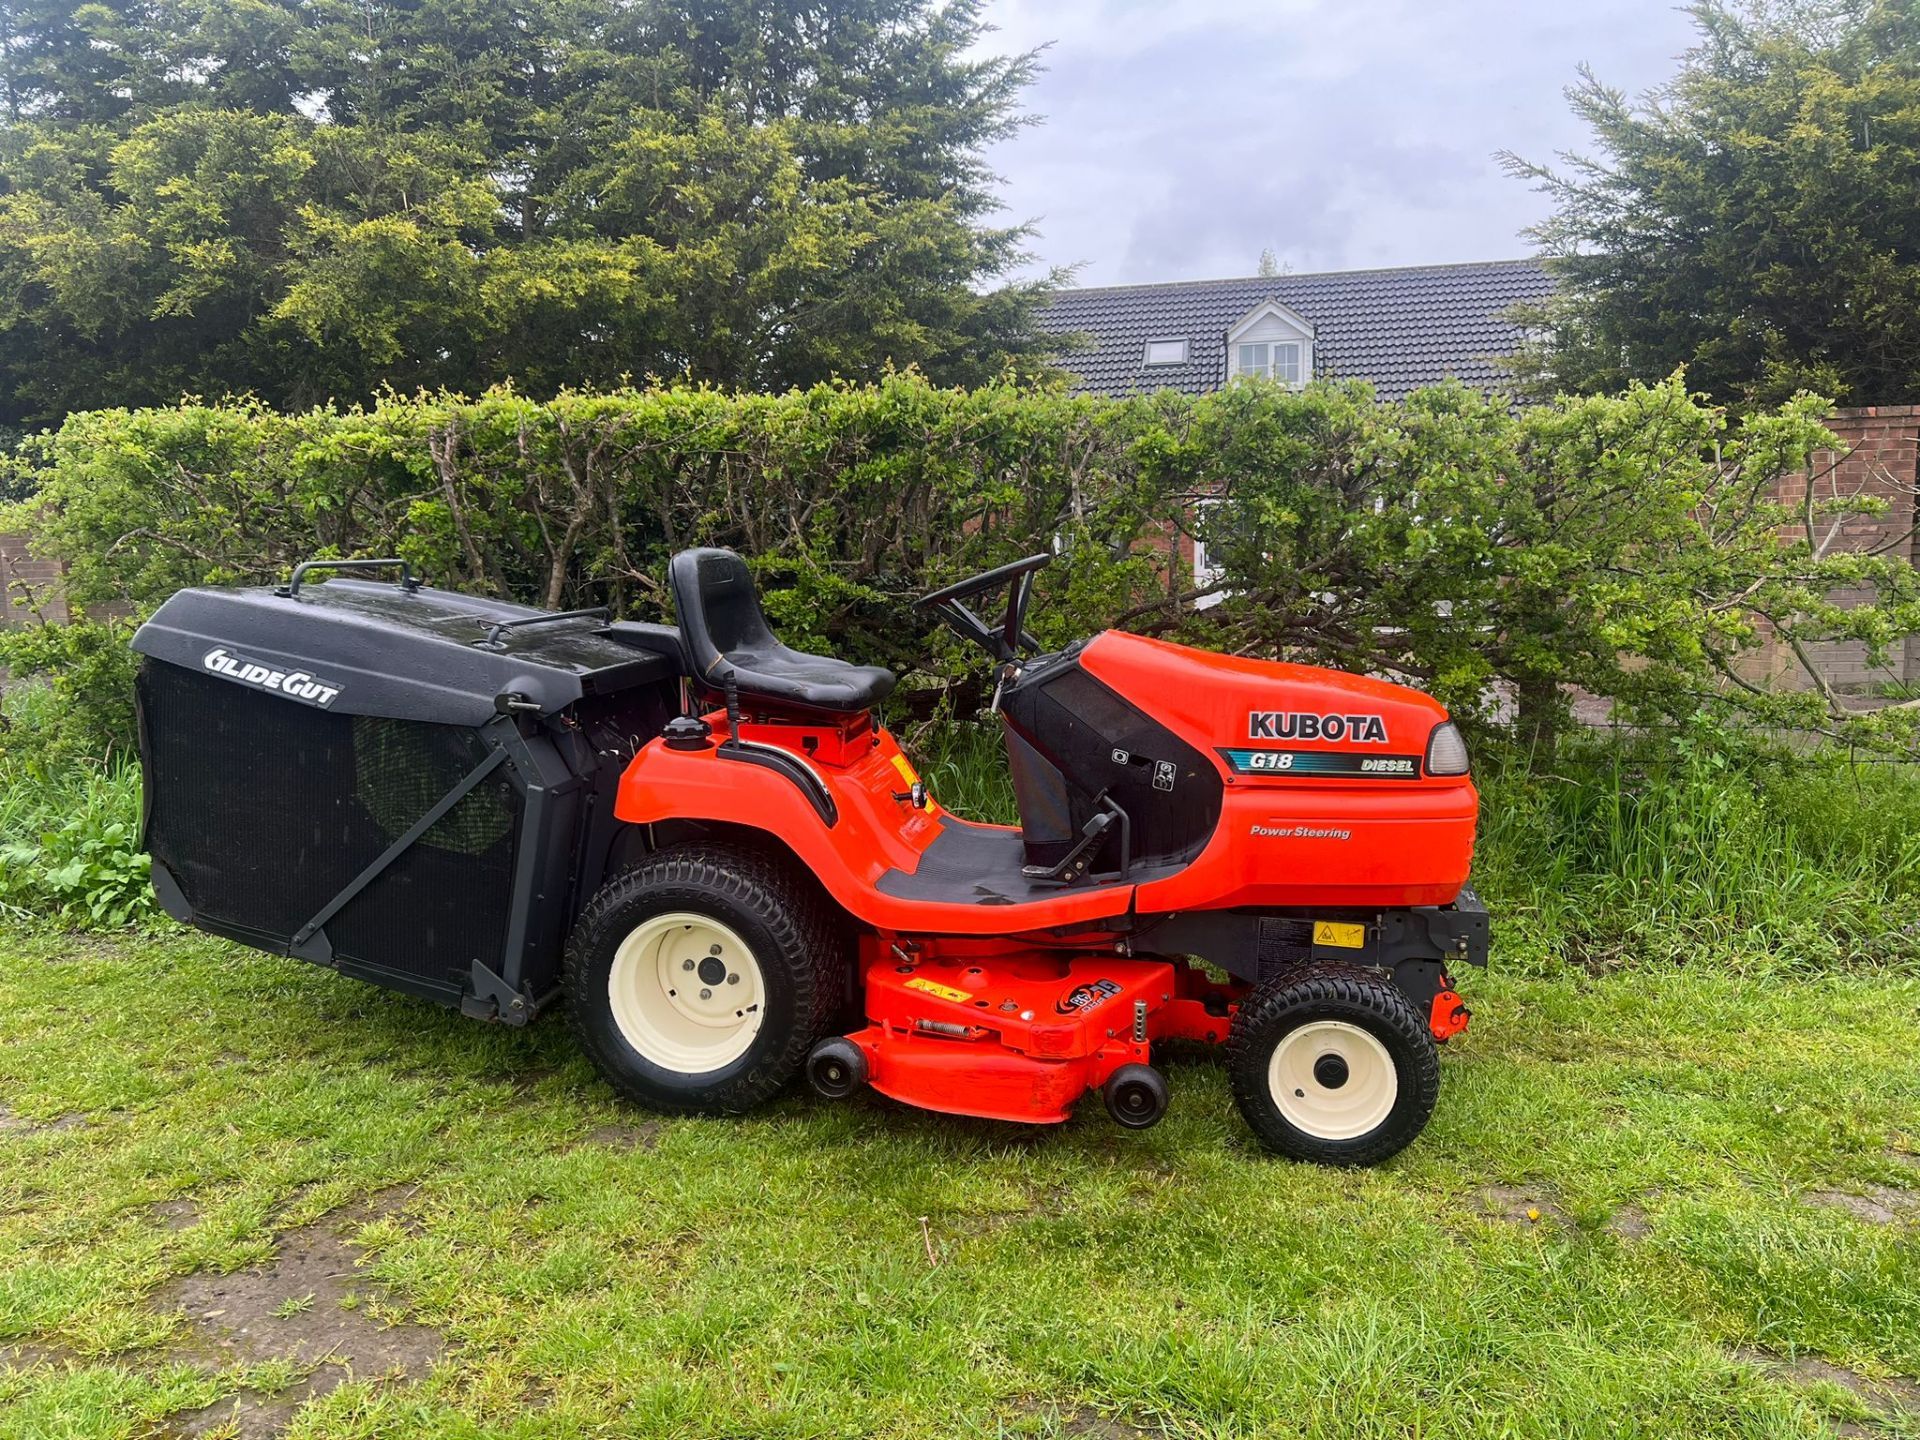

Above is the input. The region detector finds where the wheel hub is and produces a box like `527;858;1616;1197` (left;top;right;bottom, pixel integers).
608;912;766;1074
1312;1053;1350;1089
1268;1019;1398;1141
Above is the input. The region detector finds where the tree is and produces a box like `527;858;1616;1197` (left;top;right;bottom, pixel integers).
1168;375;1920;757
1503;0;1920;407
1256;247;1281;277
0;0;1055;429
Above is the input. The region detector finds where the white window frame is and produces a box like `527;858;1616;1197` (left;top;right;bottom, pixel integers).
1190;497;1227;610
1142;337;1189;367
1225;300;1314;387
1232;340;1303;383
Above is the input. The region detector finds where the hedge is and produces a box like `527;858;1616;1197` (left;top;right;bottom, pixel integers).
10;371;1919;754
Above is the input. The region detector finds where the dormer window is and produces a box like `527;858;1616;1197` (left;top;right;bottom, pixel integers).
1235;342;1302;383
1225;299;1314;387
1143;338;1188;366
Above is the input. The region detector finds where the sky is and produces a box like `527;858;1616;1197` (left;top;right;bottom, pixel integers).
975;0;1703;287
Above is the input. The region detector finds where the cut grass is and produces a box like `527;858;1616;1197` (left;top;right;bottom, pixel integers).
2;925;1919;1438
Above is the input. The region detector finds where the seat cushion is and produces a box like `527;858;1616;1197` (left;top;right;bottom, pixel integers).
719;647;895;713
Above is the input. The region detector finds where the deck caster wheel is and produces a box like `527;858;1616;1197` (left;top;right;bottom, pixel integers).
806;1037;869;1099
1103;1063;1169;1129
1227;963;1440;1166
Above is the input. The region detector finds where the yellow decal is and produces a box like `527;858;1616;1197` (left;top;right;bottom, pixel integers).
890;753;920;787
904;976;972;1003
1314;921;1367;950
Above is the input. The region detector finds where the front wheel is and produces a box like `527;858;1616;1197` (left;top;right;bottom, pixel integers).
565;842;846;1114
1227;963;1441;1165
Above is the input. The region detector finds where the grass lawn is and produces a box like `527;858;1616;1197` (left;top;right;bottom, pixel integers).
1;925;1918;1439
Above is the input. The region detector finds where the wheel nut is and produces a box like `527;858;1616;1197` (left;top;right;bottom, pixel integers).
709;944;722;955
699;987;712;1000
682;958;695;971
727;973;739;985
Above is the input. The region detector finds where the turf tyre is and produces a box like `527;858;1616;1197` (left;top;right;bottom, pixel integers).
1227;962;1440;1165
566;842;845;1114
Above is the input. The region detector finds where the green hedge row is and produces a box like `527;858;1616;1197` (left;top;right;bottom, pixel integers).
10;371;1919;753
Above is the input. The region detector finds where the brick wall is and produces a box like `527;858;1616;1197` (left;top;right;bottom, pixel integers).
0;532;64;626
1764;405;1920;694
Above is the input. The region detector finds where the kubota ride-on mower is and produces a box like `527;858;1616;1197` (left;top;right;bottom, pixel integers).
131;548;1485;1163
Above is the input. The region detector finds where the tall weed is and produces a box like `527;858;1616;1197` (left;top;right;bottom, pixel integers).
900;720;1019;826
913;721;1920;975
0;619;141;773
6;695;1917;959
1475;739;1920;973
0;679;154;926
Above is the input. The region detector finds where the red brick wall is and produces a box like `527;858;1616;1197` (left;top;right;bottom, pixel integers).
1766;405;1920;694
0;532;64;626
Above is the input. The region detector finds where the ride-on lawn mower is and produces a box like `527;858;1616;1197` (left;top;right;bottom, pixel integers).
131;548;1485;1163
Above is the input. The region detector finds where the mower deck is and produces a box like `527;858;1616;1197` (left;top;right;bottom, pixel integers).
842;945;1241;1125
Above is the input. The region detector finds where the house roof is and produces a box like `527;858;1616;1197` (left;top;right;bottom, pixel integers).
1036;258;1555;402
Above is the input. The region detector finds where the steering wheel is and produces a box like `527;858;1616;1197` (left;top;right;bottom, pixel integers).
915;552;1052;665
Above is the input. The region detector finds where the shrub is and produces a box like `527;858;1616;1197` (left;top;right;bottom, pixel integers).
15;381;1173;699
0;619;143;773
17;372;1917;759
1168;379;1920;756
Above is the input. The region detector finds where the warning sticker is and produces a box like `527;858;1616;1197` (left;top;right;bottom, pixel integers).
1314;921;1367;949
904;976;972;1003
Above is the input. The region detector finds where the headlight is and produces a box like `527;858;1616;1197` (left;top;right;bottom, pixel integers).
1425;721;1470;777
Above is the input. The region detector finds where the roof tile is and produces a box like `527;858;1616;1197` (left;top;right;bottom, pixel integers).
1036;259;1554;402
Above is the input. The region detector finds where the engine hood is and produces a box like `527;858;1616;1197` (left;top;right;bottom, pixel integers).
1076;631;1454;781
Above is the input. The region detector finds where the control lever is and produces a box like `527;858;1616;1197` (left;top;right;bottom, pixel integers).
989;661;1017;714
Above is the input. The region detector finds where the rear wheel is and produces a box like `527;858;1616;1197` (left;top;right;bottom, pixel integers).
1227;963;1440;1165
566;842;845;1114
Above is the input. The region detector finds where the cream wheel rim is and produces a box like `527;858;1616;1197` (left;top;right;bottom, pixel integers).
608;912;766;1074
1268;1020;1398;1140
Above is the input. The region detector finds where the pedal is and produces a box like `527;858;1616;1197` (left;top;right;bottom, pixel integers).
1021;808;1117;885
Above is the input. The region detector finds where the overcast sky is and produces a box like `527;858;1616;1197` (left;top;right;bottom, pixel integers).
976;0;1702;287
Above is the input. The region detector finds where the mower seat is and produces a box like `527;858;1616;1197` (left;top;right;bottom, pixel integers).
670;548;896;716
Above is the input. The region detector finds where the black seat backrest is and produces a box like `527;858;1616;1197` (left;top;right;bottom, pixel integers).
671;548;768;684
668;546;897;716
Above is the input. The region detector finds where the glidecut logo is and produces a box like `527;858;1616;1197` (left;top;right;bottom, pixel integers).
1055;978;1123;1015
1249;710;1388;744
203;647;343;708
